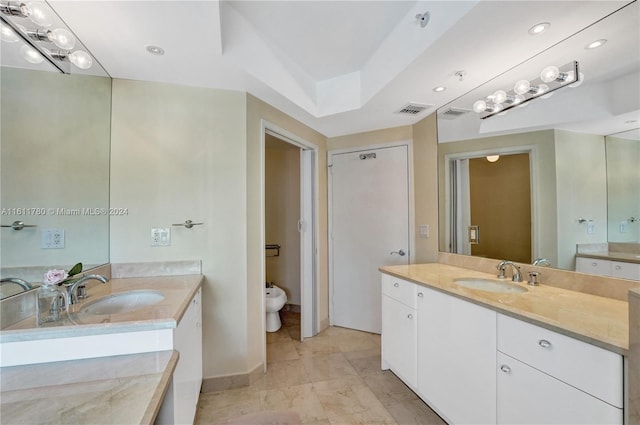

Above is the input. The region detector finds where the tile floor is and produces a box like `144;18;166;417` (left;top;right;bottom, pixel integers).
195;311;446;425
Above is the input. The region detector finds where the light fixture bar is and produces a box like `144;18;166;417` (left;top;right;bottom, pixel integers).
477;61;580;120
0;13;69;73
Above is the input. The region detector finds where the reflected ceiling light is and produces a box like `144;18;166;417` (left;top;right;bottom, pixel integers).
433;86;446;92
472;61;580;119
486;155;500;162
20;43;42;63
586;39;607;49
0;0;94;72
528;22;550;35
0;22;17;42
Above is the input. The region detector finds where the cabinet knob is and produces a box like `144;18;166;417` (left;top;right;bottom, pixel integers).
500;365;511;374
592;262;597;267
407;313;413;319
394;282;399;288
417;292;424;297
538;339;552;349
615;265;621;270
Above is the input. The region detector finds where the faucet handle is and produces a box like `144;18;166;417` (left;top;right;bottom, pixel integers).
528;271;540;286
496;261;507;279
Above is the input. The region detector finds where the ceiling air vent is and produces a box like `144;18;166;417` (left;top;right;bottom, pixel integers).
396;103;432;115
438;107;471;120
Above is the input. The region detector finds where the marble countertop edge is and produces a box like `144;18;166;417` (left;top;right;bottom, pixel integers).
140;350;180;425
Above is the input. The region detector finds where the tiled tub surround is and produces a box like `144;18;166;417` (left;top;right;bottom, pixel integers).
1;350;178;425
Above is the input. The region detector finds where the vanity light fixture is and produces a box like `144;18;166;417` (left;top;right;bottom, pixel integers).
472;61;580;119
0;0;94;73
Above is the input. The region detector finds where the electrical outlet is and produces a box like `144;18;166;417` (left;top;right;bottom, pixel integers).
41;228;65;249
587;221;595;234
151;228;171;246
419;224;430;238
620;221;628;233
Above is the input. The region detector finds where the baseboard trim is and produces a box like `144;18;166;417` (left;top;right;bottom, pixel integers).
201;363;264;393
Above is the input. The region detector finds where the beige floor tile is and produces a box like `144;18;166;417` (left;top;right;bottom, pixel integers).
281;311;301;327
361;370;419;406
267;327;292;344
312;375;392;421
327;410;397;425
384;398;447;425
342;348;380;361
346;354;382;377
287;325;301;340
259;382;328;424
196;387;261;425
267;340;300;363
302;353;359;382
331;332;380;353
294;336;342;359
252;359;310;391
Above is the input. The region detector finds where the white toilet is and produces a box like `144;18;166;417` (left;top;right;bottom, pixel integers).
265;285;287;332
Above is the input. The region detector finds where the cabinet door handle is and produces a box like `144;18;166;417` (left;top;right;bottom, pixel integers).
500;365;511;374
417;292;424;297
592;262;598;267
538;339;552;348
407;313;413;319
615;265;621;270
394;282;399;288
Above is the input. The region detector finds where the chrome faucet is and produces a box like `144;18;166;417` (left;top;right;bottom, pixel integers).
1;277;34;291
65;274;109;305
532;258;551;267
497;261;522;282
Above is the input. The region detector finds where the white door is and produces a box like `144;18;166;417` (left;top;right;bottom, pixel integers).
329;144;410;334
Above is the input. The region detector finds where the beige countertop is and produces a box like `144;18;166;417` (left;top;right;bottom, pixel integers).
1;274;203;342
380;263;628;355
0;350;178;425
576;251;640;264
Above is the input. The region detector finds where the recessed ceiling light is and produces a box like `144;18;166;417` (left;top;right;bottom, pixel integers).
146;45;165;56
528;22;550;35
433;86;446;92
586;39;607;50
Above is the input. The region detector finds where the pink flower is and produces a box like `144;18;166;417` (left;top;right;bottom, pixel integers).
44;269;69;285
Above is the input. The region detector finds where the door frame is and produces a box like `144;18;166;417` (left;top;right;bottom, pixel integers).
260;120;319;369
327;140;414;327
443;145;539;260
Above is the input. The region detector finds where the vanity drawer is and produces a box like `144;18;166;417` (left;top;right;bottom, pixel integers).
497;314;623;408
381;273;417;308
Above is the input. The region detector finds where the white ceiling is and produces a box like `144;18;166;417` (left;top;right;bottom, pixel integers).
20;1;640;137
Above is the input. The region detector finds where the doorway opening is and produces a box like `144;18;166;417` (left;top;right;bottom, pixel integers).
447;148;536;263
261;122;318;368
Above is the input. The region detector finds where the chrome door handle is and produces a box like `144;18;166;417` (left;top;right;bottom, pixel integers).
390;249;406;256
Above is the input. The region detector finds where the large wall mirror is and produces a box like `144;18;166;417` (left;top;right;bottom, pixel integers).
0;5;111;299
437;1;639;273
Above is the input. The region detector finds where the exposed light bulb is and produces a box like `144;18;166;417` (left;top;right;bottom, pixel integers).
68;50;92;69
512;94;525;104
486;155;500;162
540;65;560;83
513;80;531;95
1;23;19;43
25;2;52;27
51;28;75;50
473;100;487;113
20;44;44;63
493;90;507;104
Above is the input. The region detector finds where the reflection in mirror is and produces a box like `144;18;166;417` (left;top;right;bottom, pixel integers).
0;67;111;299
606;128;640;243
437;2;639;273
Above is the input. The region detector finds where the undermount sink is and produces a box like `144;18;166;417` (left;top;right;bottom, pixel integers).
453;278;528;294
76;290;165;316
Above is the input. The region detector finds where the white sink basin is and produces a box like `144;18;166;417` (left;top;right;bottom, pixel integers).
453;278;528;294
77;290;165;315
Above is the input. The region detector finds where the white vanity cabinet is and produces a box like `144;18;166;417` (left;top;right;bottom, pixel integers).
417;285;497;424
496;314;623;424
576;257;640;280
157;288;203;425
381;274;417;389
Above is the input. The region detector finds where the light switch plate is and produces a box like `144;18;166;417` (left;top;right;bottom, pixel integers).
41;228;65;249
151;228;171;246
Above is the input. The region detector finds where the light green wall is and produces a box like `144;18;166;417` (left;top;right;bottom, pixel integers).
606;136;640;242
1;67;111;272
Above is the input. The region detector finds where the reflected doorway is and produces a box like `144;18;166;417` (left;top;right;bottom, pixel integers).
452;152;532;263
